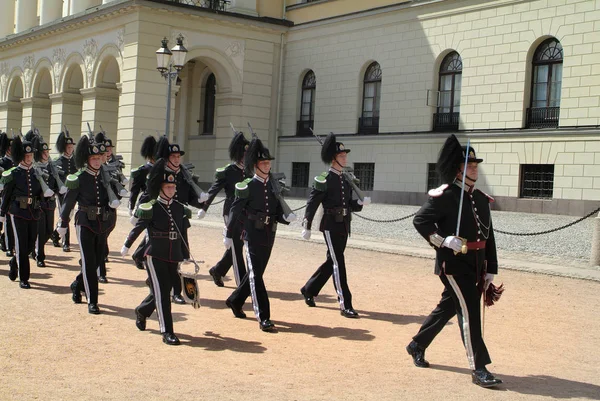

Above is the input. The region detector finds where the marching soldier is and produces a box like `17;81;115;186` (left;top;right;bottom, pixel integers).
121;159;189;345
224;136;295;332
299;133;369;318
199;130;250;287
0;132;15;256
31;135;65;267
128;135;157;270
58;136;118;314
406;134;502;388
0;136;49;288
52;130;77;252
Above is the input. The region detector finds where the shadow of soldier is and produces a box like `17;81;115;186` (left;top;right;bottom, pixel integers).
145;329;268;353
275;320;375;342
430;364;600;399
319;305;430;326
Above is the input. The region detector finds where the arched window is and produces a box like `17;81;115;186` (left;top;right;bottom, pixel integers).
434;51;462;131
527;38;562;128
297;70;315;136
359;62;381;134
203;73;216;134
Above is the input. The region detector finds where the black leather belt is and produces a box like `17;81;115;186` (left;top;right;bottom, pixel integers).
324;207;348;216
247;212;276;225
15;196;40;209
151;231;178;240
79;206;107;215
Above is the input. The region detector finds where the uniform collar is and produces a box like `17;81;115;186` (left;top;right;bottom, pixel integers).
166;165;180;174
38;161;48;168
454;179;474;193
235;162;244;170
329;167;342;176
158;196;173;205
63;153;73;159
253;174;269;184
18;163;32;171
85;167;100;177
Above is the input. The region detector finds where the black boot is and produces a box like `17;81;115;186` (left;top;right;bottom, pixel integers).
472;368;503;388
406;341;430;368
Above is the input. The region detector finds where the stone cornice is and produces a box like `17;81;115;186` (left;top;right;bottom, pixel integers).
80;87;120;100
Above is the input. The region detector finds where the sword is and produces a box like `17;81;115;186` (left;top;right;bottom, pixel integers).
455;139;470;255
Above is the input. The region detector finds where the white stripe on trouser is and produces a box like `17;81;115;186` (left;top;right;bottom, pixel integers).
324;230;345;309
4;218;10;251
231;241;241;286
146;257;166;333
76;225;91;303
244;240;261;321
447;275;476;370
10;215;21;278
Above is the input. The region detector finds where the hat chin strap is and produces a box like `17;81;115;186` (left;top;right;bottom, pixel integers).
458;171;477;183
160;189;173;201
255;165;270;177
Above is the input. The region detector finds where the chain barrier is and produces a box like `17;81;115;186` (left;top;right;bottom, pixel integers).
292;204;307;212
352;211;417;223
494;205;600;236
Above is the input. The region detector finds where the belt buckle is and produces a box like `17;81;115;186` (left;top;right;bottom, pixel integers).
96;207;102;215
264;215;270;225
27;198;32;205
342;208;347;216
169;232;177;240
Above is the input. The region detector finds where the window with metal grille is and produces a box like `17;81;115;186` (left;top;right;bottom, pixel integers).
434;51;462;131
353;163;375;191
520;164;554;199
359;62;381;134
527;38;562;128
292;162;310;188
427;163;442;190
203;73;216;134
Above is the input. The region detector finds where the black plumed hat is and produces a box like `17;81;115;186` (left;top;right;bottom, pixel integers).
32;136;50;162
0;132;10;156
229;131;249;162
24;130;36;143
95;131;113;148
75;135;106;169
140;136;157;160
436;134;464;184
11;136;26;164
146;158;169;199
155;136;170;160
56;131;75;153
244;137;274;174
320;133;350;164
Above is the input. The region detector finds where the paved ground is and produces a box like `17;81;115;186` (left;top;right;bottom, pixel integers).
1;210;599;401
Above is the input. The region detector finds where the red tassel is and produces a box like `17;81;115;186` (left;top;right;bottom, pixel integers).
484;283;504;307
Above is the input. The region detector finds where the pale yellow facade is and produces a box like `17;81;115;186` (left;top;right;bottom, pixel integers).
0;0;599;215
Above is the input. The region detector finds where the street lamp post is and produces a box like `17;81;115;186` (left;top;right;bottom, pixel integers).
156;34;188;137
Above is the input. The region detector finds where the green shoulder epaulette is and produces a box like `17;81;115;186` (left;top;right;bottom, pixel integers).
184;206;192;219
313;172;329;192
0;167;16;185
65;170;83;190
215;164;231;180
135;199;156;219
235;178;252;198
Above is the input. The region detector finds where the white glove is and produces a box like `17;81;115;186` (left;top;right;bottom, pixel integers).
129;215;139;225
120;246;129;257
199;192;209;203
0;215;5;223
59;186;68;195
122;177;129;185
109;199;120;209
301;229;311;240
223;237;233;249
197;209;206;219
484;273;495;291
284;213;297;223
119;188;128;197
57;226;67;239
222;226;228;238
442;236;464;253
43;188;55;198
358;196;371;206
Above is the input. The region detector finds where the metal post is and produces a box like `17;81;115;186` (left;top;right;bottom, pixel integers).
592;211;600;266
165;64;173;137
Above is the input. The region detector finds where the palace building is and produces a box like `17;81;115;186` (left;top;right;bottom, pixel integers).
1;0;599;215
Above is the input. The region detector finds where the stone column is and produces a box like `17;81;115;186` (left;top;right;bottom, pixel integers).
0;0;16;36
0;101;24;133
21;97;52;135
228;0;258;16
40;0;63;25
15;0;38;33
213;93;243;167
48;92;83;156
80;87;120;140
70;0;100;15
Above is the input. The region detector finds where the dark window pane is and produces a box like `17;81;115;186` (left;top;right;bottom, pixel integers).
427;163;442;190
292;162;310;188
353;163;375;191
520;164;554;199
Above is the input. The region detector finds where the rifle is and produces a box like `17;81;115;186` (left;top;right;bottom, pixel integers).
269;171;295;221
23;127;54;198
86;123;120;207
181;163;208;203
33;128;67;195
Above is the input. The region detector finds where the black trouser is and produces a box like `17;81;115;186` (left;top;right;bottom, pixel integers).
75;225;107;305
98;218;115;278
412;272;491;370
10;215;38;282
227;234;275;322
36;207;54;262
133;234;182;296
212;216;246;286
3;216;15;252
302;230;353;310
138;257;178;334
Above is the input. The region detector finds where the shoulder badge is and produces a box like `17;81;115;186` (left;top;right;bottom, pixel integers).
428;184;449;198
215;164;231;180
313;172;329;192
235;178;252;198
184;206;192;220
476;189;495;203
0;167;16;185
65;170;83;190
135;199;157;219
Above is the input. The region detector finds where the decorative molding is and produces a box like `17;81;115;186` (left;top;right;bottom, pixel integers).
116;28;125;57
0;62;10;101
225;40;245;77
23;55;35;97
52;48;67;89
83;38;98;85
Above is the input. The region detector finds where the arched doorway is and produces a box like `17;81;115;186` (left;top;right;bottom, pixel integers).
5;75;24;132
28;67;53;137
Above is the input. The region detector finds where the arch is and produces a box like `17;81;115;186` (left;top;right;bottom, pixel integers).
91;44;122;88
59;52;86;92
356;60;379;113
31;66;54;97
6;68;25;102
184;46;242;97
358;61;382;134
297;69;316;136
432;49;460;91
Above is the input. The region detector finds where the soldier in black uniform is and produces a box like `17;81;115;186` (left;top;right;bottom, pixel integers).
0;132;15;256
0;136;48;288
31;135;66;267
121;160;188;345
406;134;502;388
58;136;118;314
224;136;295;332
299;133;369;318
128;135;157;270
52;130;77;251
199;130;250;287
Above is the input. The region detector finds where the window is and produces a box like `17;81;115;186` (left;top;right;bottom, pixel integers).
292;162;310;188
203;73;216;134
427;163;442;190
527;39;562;128
520;164;554;199
434;52;462;131
359;62;381;135
354;163;375;191
297;70;315;136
